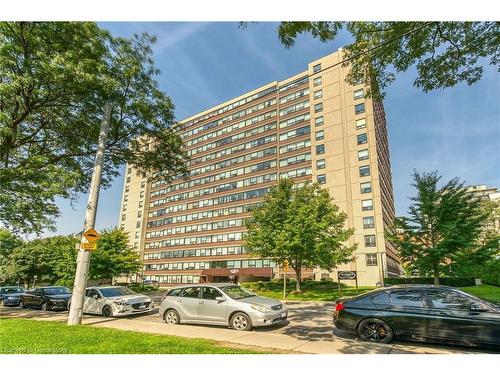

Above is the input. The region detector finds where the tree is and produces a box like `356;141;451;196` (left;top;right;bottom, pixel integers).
87;228;141;281
0;22;189;234
245;179;356;292
389;171;490;285
246;22;499;99
0;228;141;287
0;228;24;284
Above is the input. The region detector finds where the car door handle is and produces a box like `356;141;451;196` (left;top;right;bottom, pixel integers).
435;312;448;316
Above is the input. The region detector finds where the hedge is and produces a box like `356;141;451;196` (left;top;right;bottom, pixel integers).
384;277;475;287
480;260;500;287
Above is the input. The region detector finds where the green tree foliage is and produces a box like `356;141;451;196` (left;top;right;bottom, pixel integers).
0;22;189;234
245;179;356;291
389;171;492;285
0;228;24;284
262;22;499;98
0;228;141;287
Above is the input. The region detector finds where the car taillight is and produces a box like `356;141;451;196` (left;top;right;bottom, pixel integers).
335;302;345;311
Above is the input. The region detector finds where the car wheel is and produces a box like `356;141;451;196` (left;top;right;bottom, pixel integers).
230;312;253;331
357;318;394;344
102;305;113;318
41;302;49;311
19;300;26;309
164;309;180;324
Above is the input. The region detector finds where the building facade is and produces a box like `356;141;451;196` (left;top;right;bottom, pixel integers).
119;49;401;287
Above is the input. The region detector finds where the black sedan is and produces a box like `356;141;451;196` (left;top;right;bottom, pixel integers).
333;285;500;348
0;286;27;306
19;286;72;311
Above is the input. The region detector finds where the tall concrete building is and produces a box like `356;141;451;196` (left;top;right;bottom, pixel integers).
119;49;401;287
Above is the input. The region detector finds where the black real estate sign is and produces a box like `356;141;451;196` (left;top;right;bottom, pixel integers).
337;271;358;294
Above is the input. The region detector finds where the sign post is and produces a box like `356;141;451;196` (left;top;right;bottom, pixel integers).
283;260;289;300
338;271;358;295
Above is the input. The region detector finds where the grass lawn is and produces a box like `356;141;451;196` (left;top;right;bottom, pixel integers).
460;285;500;304
0;318;270;354
243;281;374;302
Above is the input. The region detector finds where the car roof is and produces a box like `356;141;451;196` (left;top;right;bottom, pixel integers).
86;286;127;289
381;284;460;291
168;283;236;289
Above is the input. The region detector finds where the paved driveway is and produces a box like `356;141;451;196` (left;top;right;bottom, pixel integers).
0;302;493;354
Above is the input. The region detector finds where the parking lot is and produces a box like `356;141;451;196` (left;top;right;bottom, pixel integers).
0;301;493;354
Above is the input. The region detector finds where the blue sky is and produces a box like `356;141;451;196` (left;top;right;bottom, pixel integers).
44;22;500;237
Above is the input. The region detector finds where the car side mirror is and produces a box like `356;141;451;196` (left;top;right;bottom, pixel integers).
470;303;487;312
93;295;99;300
215;296;226;303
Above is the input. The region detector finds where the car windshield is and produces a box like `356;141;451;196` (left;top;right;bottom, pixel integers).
44;287;71;295
99;287;136;297
2;287;26;294
221;285;256;300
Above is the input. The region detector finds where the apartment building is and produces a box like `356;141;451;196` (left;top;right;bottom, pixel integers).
119;48;401;287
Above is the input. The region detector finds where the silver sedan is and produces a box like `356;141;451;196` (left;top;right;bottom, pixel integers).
159;283;288;331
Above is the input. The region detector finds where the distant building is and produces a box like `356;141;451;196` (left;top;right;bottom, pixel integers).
466;184;500;233
119;49;401;287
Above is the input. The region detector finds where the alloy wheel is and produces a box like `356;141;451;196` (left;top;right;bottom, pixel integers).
232;314;248;330
165;310;179;324
358;319;393;343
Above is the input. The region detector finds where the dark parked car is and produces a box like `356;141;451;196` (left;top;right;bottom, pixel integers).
0;286;27;306
333;285;500;348
19;286;72;311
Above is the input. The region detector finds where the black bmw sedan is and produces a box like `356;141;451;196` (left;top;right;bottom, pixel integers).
19;286;72;311
333;285;499;348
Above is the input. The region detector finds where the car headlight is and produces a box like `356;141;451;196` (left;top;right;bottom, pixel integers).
251;304;271;312
6;296;16;300
113;300;129;306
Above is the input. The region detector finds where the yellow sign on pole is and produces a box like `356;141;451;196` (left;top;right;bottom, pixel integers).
81;242;97;251
82;228;100;243
283;260;289;272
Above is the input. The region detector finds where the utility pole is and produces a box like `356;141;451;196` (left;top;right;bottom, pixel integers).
68;103;112;325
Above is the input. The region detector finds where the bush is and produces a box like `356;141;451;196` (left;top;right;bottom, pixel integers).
480;260;500;286
129;283;159;292
384;277;475;287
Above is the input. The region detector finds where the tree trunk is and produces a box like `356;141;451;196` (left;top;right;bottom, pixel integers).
295;268;302;292
433;265;440;286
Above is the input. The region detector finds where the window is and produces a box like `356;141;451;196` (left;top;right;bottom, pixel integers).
356;118;366;129
133;242;138;249
167;288;182;297
314;103;323;113
201;287;223;300
124;195;128;202
181;287;201;298
137;211;142;218
313;63;321;73
136;221;141;228
135;231;139;239
390;291;425;308
427;290;473;310
362;199;373;211
360;182;372;193
313;76;322;86
317;174;326;184
354;89;364;100
357;133;368;145
372;292;390;305
316;144;325;155
314;90;323;99
315;130;324;140
363;216;375;229
359;165;370;177
316;159;326;169
355;103;365;115
121;214;126;221
126;177;131;183
315;116;324;127
127;168;131;174
358;149;369;161
366;253;378;266
139;201;143;208
140;191;145;198
141;181;146;189
364;235;376;247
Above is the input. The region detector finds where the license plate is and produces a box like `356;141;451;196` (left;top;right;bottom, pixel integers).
139;304;146;309
280;312;286;318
